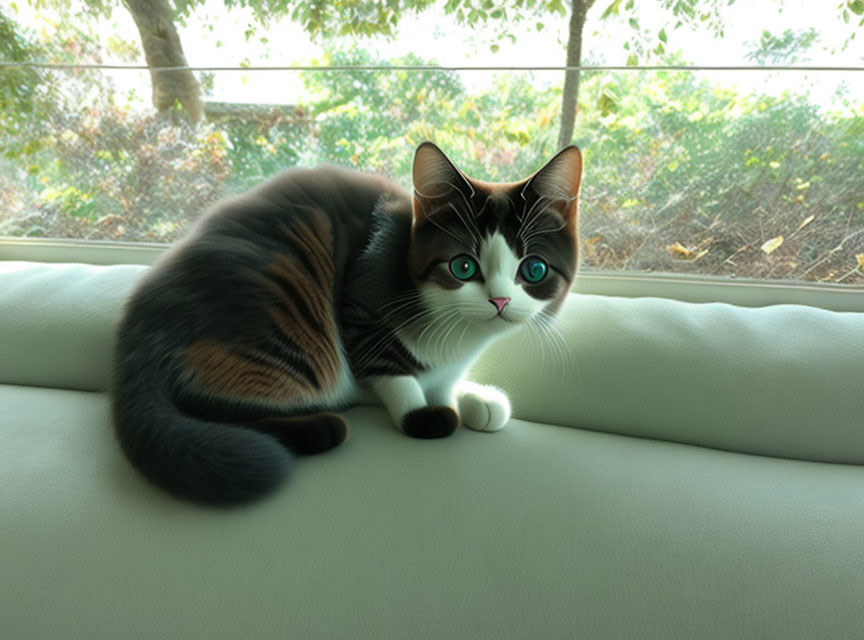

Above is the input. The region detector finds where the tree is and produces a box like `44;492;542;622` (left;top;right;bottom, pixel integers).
424;0;737;148
24;0;431;122
459;0;860;149
32;0;864;137
558;0;597;150
57;0;740;133
555;0;746;148
121;0;437;122
123;0;204;122
23;0;203;122
561;0;863;147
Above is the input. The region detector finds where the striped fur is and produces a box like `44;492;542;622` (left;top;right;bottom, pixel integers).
112;143;582;504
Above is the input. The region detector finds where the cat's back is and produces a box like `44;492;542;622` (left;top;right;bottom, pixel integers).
121;164;410;345
188;164;409;256
133;165;408;302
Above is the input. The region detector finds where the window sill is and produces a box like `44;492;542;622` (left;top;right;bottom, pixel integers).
574;271;863;313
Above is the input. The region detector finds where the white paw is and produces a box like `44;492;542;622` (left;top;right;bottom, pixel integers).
457;382;511;433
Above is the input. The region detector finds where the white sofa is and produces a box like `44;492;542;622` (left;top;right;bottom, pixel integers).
2;259;864;639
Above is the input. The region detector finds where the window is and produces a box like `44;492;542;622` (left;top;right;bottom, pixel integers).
1;0;862;289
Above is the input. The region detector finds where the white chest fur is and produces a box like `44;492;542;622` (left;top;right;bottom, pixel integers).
400;319;504;404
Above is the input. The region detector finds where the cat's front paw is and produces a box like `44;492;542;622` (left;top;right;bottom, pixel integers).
457;383;511;433
402;406;460;439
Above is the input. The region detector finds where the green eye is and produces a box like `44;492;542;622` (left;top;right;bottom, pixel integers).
449;255;479;281
519;257;548;284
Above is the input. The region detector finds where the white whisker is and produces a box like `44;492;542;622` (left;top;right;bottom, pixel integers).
352;303;460;372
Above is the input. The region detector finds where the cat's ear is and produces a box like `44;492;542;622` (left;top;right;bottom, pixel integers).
522;145;583;220
412;142;473;208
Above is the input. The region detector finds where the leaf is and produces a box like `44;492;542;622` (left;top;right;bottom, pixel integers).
761;236;784;255
857;254;864;270
667;242;692;257
794;215;815;233
601;0;622;20
658;27;668;43
850;0;864;16
667;242;709;261
599;91;618;116
626;53;638;66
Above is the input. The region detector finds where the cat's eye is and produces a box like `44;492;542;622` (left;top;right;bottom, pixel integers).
449;255;479;281
519;256;548;284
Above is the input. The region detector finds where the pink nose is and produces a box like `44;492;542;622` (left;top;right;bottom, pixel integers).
489;297;511;313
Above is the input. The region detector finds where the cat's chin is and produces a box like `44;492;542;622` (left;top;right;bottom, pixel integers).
459;314;519;332
487;313;527;330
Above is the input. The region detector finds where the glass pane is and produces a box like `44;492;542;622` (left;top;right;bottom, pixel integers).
574;68;864;285
2;64;861;284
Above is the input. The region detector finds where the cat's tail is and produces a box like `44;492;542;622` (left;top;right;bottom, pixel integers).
111;350;292;505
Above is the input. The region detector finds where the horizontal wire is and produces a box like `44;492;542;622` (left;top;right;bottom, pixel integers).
0;61;863;72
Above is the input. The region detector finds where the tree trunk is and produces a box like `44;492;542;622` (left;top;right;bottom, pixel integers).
123;0;203;123
557;0;594;149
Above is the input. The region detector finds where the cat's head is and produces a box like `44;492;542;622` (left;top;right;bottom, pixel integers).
409;142;582;333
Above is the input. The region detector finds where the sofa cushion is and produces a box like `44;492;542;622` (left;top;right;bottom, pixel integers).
2;260;863;464
2;383;864;639
470;294;864;465
0;261;146;391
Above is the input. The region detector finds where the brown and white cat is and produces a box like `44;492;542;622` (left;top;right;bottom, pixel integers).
112;142;582;504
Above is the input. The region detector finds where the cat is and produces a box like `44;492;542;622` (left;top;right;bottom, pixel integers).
111;142;582;504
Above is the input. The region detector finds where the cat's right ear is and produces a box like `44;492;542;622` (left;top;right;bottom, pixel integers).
412;143;473;221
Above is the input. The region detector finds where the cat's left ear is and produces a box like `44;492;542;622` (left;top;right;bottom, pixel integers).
522;145;583;220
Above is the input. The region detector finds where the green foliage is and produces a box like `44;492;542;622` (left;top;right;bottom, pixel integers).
170;0;436;37
0;8;47;116
602;0;861;62
841;0;864;28
746;28;819;64
599;0;735;62
441;0;567;50
297;49;465;180
1;92;231;240
571;68;864;281
213;105;310;192
292;49;562;184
